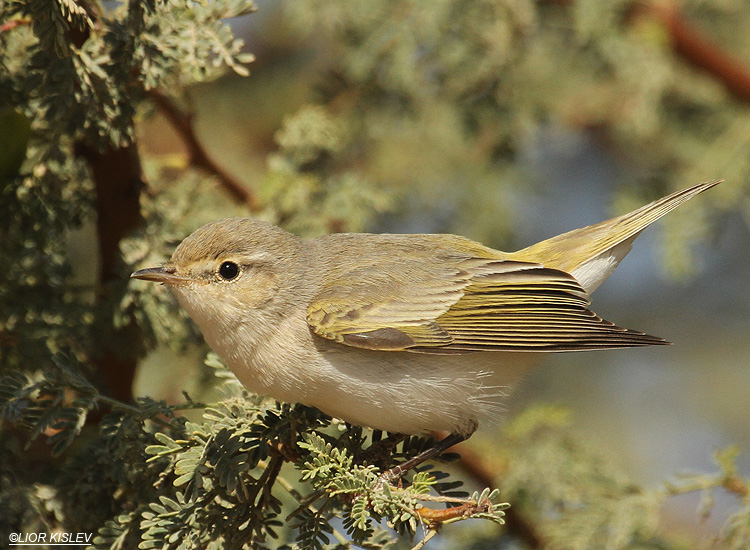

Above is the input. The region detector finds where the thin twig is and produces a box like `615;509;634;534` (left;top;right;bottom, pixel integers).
94;394;174;430
0;18;31;32
246;453;282;509
267;468;350;546
410;528;438;550
417;501;487;525
285;489;327;521
413;493;476;504
664;475;749;499
147;89;258;209
260;454;284;507
314;498;351;547
266;465;307;504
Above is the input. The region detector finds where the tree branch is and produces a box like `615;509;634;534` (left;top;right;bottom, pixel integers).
147;89;258;209
641;2;750;103
453;442;545;548
77;142;145;403
0;18;31;32
545;0;750;104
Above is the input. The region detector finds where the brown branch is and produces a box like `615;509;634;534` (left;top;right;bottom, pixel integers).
546;0;750;104
147;89;258;209
452;441;545;548
723;474;749;498
59;2;145;404
81;144;145;284
77;142;145;403
421;432;544;547
665;472;750;499
641;2;750;103
417;498;492;527
0;18;31;32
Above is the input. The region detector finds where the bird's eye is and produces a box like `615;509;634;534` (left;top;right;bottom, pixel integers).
218;261;240;280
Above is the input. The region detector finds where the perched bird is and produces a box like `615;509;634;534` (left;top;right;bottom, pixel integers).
132;181;720;442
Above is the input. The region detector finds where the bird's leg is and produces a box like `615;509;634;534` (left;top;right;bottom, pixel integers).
380;431;469;484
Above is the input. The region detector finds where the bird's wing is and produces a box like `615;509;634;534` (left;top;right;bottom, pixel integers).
307;255;474;350
307;257;667;353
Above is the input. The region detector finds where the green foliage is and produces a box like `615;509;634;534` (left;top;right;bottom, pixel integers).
294;432;505;545
463;406;750;550
1;358;505;548
285;0;749;256
5;363;748;549
494;406;664;548
0;0;259;374
0;364;95;456
1;0;748;549
258;104;392;235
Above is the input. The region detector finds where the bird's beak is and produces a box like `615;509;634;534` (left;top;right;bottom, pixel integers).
130;266;193;285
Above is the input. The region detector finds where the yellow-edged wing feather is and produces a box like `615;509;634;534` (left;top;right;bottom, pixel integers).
307;254;666;353
426;262;665;352
307;180;722;353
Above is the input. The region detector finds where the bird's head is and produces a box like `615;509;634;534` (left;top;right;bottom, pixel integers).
131;218;303;332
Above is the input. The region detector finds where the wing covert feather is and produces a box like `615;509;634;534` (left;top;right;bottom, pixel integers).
306;257;472;349
306;253;667;352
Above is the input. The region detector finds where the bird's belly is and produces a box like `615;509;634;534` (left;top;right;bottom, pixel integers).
294;346;542;435
214;316;542;435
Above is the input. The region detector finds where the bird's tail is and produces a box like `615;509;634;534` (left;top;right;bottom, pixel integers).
511;180;722;294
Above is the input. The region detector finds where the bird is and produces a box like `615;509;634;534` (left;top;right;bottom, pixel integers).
131;180;720;446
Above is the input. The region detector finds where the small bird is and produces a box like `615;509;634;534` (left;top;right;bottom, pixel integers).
132;181;720;442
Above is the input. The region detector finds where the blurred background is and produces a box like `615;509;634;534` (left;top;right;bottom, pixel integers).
126;0;750;541
134;0;750;543
14;0;747;546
